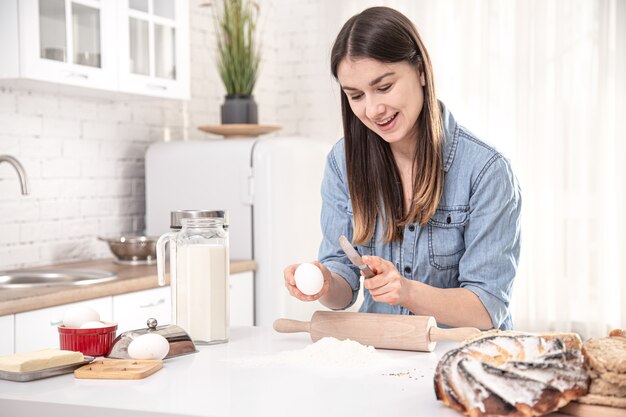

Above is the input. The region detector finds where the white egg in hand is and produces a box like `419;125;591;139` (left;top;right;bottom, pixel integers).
62;306;100;328
294;263;324;296
128;333;170;360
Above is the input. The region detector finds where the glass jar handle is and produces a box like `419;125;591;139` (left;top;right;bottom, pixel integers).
156;231;177;287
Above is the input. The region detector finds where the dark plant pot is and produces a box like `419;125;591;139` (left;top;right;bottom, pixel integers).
221;95;258;124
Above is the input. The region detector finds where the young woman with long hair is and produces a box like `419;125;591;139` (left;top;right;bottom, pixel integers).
283;7;521;330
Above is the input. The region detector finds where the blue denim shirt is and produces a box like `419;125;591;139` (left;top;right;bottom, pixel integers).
318;103;521;330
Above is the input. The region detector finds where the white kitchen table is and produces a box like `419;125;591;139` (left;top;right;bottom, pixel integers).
0;326;573;417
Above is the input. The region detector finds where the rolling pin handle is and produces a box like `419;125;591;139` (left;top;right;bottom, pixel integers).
273;318;311;334
428;326;481;343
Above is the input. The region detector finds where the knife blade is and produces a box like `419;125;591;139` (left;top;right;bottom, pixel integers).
338;235;376;279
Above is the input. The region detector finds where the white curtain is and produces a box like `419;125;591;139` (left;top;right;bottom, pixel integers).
411;0;625;338
327;0;625;338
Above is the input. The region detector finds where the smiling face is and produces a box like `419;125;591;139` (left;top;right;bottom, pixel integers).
337;57;425;152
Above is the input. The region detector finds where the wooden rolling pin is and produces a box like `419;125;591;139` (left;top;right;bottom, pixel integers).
273;311;481;352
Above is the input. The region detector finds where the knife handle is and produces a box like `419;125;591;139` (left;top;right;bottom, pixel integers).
429;326;480;342
360;265;376;279
273;318;311;334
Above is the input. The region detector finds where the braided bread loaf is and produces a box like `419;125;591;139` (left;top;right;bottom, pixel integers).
434;332;589;417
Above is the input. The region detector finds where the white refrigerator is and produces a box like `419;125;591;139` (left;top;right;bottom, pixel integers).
145;136;334;326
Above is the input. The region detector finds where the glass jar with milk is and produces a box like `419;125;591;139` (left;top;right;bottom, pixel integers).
156;212;229;345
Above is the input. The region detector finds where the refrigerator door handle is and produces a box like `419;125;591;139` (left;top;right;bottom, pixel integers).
241;167;254;205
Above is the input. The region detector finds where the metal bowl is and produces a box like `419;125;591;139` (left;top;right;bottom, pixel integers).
98;235;158;264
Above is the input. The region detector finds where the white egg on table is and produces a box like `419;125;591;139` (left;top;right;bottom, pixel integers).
79;321;110;329
62;306;100;328
128;333;170;360
294;263;324;296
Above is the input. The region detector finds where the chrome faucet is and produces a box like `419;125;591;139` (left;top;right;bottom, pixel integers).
0;155;30;195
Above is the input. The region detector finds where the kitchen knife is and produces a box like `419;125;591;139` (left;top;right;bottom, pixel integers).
273;311;481;352
338;235;376;279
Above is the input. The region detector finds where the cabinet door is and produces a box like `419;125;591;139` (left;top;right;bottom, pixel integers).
0;315;15;355
117;0;189;99
112;286;171;333
18;0;118;90
230;271;253;326
15;297;112;353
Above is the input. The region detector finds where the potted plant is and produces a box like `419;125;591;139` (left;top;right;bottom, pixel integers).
213;0;261;124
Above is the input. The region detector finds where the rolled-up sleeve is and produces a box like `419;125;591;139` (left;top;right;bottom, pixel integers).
459;155;522;329
317;145;361;309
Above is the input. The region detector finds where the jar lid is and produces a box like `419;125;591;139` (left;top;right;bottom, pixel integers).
170;210;228;229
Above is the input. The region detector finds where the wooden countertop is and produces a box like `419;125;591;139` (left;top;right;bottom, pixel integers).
0;258;256;316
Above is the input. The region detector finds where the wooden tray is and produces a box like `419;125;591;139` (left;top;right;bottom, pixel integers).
559;402;625;417
74;359;162;380
197;124;282;138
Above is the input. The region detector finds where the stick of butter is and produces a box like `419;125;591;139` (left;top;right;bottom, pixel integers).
0;349;84;373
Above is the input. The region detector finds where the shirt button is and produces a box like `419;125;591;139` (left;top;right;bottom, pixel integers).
446;216;452;224
404;266;412;274
408;225;415;232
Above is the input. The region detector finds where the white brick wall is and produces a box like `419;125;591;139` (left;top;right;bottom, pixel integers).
0;0;349;269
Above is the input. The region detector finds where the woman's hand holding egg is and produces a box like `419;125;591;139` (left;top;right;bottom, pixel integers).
283;261;330;301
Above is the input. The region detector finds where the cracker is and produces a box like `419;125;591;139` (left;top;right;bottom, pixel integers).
589;378;626;397
583;337;626;374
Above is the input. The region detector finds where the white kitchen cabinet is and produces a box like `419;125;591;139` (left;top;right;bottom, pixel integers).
0;0;189;99
0;0;118;90
112;271;255;333
14;297;112;353
116;0;190;99
112;286;171;333
0;315;15;355
230;271;254;326
8;268;253;353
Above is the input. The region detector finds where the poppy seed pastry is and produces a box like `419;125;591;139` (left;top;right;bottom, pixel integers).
434;334;589;417
461;330;583;351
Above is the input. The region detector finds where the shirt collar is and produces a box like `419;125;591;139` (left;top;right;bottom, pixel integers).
440;101;459;173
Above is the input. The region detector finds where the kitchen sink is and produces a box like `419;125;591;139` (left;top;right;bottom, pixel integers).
0;270;118;289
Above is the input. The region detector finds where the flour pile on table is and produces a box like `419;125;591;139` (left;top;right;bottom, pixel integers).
234;337;395;369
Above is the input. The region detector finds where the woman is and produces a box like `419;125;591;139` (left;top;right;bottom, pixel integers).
283;7;521;330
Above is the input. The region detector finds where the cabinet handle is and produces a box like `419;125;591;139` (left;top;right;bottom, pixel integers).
146;83;167;90
50;320;63;326
139;299;165;308
62;71;89;79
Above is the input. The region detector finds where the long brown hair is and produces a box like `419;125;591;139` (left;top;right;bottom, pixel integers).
331;7;444;244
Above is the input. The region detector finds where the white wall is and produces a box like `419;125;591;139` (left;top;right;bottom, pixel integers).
0;91;183;268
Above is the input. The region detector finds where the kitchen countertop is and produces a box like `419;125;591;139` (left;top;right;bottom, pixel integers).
0;259;256;316
0;326;574;417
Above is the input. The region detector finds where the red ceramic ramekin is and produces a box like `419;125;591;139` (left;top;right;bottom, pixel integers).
58;323;117;356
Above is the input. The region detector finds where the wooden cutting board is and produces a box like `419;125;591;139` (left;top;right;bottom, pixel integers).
273;311;480;352
558;402;625;417
74;360;162;380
